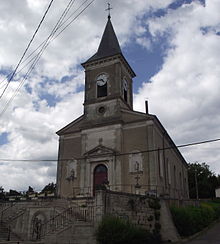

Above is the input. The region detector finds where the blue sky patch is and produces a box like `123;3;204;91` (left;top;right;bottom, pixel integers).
25;84;32;94
39;93;61;107
200;26;220;36
123;32;170;92
168;0;205;10
0;132;9;145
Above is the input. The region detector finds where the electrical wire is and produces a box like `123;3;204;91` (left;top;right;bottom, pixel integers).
0;0;76;90
0;137;219;162
0;0;95;117
0;0;91;89
0;0;55;100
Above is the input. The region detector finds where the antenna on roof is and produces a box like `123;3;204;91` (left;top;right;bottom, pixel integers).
105;3;113;19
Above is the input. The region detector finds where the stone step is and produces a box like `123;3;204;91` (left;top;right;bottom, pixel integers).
0;223;21;242
0;224;9;241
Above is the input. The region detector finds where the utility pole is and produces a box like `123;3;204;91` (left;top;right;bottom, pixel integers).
195;169;199;199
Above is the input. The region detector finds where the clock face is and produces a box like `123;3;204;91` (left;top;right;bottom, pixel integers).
123;78;128;91
96;73;108;86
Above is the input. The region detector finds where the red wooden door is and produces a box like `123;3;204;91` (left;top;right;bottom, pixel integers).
93;164;108;194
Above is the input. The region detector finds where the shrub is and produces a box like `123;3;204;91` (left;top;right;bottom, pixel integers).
170;202;220;237
96;215;161;244
148;199;161;210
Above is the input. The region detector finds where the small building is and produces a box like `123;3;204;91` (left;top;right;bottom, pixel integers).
215;187;220;198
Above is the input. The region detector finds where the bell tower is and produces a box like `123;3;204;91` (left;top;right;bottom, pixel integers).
81;15;136;122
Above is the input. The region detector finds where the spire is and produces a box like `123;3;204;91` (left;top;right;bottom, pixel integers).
84;17;122;63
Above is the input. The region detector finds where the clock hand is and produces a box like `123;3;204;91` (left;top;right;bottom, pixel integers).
97;79;104;82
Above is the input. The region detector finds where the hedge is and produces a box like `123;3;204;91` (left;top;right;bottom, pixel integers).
96;215;161;244
170;201;220;237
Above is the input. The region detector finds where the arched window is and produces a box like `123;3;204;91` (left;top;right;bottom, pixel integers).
97;82;107;97
123;77;128;102
96;73;108;97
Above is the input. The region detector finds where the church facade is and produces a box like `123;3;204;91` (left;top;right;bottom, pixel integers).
56;16;189;200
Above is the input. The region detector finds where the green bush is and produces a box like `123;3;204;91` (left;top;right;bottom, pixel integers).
170;202;220;237
148;199;161;210
96;215;161;244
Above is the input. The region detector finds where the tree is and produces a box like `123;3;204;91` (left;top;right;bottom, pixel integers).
0;186;4;200
188;162;220;199
9;189;21;196
26;186;34;195
41;182;56;194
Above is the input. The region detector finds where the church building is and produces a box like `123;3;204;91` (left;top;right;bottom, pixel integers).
0;13;190;244
56;16;189;200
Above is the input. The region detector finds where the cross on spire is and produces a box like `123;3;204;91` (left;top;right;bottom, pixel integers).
105;3;112;19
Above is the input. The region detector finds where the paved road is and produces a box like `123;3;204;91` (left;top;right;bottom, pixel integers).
183;221;220;244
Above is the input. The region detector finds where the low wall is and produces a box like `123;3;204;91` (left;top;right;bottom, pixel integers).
95;190;180;241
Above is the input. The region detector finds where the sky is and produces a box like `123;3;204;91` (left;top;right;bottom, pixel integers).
0;0;220;192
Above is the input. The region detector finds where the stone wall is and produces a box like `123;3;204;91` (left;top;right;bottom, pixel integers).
95;190;161;235
95;190;180;242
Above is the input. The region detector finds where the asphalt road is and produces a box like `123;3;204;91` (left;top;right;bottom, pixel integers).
183;221;220;244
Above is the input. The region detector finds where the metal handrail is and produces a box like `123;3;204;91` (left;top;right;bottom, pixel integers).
41;204;94;238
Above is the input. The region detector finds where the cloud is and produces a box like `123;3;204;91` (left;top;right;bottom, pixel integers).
134;0;220;173
1;0;220;191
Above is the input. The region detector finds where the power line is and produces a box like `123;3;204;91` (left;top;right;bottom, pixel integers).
0;0;77;91
0;0;55;100
0;0;92;89
0;137;220;162
0;0;95;117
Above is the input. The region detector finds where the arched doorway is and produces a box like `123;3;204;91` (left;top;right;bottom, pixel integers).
93;164;108;194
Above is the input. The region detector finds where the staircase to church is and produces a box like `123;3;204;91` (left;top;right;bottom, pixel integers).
0;222;21;242
0;198;96;243
0;199;70;243
42;201;96;244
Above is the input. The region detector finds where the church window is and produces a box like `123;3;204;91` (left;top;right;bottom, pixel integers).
129;151;143;173
174;165;176;188
124;89;127;102
168;161;171;185
179;172;182;190
158;150;164;178
97;82;107;97
123;77;128;102
96;73;108;97
98;106;106;114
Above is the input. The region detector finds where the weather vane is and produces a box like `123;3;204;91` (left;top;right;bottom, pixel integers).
105;3;112;19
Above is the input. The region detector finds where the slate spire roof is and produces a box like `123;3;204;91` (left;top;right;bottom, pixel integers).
85;16;122;63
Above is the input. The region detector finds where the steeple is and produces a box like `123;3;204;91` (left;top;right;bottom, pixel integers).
84;17;122;63
81;13;136;117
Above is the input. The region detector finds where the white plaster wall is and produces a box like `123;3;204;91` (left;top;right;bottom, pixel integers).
216;188;220;198
83;125;121;152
